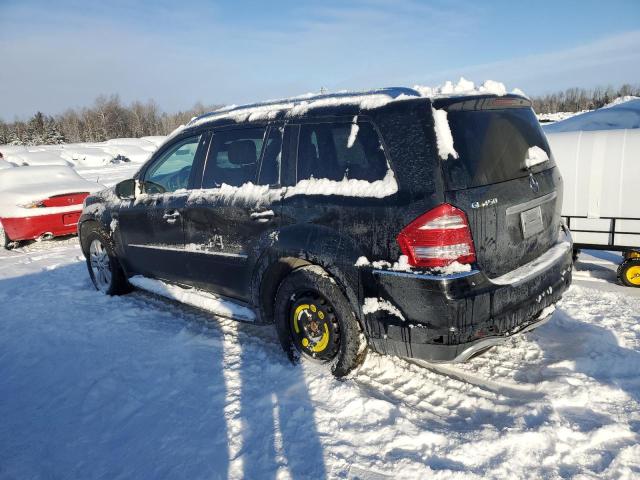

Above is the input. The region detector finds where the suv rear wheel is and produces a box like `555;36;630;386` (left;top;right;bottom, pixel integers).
82;225;131;295
274;265;366;377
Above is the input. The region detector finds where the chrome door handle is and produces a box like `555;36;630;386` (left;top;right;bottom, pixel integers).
250;210;275;223
163;211;180;224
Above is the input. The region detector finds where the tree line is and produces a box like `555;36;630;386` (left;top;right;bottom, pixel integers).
2;83;639;145
0;95;222;146
530;83;639;114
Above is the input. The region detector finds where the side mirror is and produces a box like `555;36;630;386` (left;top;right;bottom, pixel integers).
115;179;136;200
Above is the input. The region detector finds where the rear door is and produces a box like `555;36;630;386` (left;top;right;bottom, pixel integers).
181;125;284;301
117;133;206;281
436;98;563;277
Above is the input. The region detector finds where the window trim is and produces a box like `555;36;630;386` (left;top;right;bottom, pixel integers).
256;124;286;188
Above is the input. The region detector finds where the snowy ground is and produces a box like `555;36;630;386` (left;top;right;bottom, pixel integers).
1;144;640;479
1;241;639;479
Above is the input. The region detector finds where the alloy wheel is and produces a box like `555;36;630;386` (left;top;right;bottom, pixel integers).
89;238;112;292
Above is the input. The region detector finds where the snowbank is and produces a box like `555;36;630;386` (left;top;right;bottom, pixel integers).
0;137;165;169
544;98;640;133
102;144;151;163
129;275;256;322
5;150;71;167
0;158;15;170
59;146;116;167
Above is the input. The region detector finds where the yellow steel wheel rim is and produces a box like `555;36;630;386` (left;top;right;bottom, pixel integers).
292;302;331;353
626;265;640;285
310;324;330;353
292;304;309;334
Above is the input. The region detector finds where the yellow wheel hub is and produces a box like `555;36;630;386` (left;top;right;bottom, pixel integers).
626;265;640;285
293;303;331;353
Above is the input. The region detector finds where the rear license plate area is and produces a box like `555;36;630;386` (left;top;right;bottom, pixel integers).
62;212;81;226
521;206;543;238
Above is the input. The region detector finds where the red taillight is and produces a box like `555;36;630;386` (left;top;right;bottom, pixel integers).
41;192;89;208
396;203;476;268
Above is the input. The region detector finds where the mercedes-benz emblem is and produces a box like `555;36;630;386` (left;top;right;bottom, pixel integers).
529;174;540;193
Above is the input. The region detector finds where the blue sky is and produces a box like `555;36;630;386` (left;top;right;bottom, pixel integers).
1;0;639;119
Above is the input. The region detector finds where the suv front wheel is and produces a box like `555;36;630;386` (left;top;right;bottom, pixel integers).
82;224;131;295
274;265;366;377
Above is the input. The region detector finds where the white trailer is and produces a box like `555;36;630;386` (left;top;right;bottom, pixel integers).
546;128;640;287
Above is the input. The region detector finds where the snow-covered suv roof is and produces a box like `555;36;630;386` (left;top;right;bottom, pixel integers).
185;87;423;130
163;79;525;145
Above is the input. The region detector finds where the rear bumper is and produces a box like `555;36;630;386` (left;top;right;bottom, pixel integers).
363;228;573;362
1;211;82;241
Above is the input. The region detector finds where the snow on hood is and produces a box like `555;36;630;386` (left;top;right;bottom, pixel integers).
0;166;105;217
543;98;640;133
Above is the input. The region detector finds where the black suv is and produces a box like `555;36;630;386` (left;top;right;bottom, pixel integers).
79;88;573;377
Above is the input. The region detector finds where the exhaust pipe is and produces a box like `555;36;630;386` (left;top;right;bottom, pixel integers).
38;232;54;241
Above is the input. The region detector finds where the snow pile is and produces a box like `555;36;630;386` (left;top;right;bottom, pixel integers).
0;159;13;170
140;136;167;148
3;150;70;167
102;144;151;164
0;165;104;218
186;168;399;206
60;146;117;167
104;138;158;152
603;95;640;108
525;146;550;168
543;98;640;133
537;111;586;124
129;275;256;322
433;261;472;275
414;77;512;98
187;183;278;208
362;297;405;320
431;107;458;160
353;255;412;272
0;137;165;169
286;168;398;199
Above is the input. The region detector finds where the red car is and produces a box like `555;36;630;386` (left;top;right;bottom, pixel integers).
0;165;104;249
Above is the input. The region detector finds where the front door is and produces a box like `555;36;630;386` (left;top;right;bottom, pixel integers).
182;125;284;301
117;134;205;282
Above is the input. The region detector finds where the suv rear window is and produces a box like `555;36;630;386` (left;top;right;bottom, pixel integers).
442;107;555;190
297;121;388;182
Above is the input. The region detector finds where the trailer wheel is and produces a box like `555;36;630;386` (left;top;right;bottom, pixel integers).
618;259;640;288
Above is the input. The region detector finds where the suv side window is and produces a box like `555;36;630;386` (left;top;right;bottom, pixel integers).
144;135;201;193
202;127;267;188
297;121;388;182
